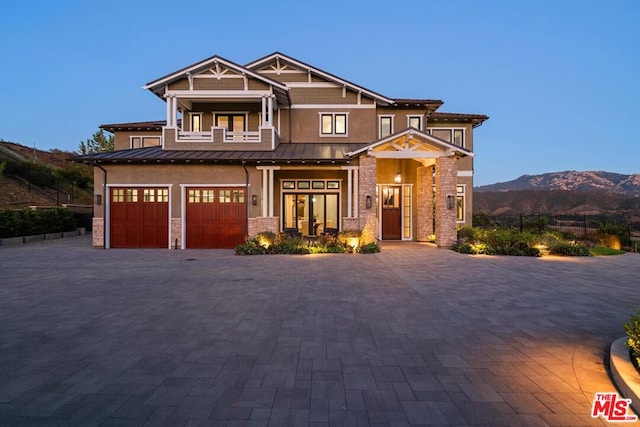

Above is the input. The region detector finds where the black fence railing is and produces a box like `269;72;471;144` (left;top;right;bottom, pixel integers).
475;213;631;241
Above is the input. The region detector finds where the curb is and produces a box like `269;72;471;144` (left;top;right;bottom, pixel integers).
610;337;640;414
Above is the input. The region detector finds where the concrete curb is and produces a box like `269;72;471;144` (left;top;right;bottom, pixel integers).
610;337;640;414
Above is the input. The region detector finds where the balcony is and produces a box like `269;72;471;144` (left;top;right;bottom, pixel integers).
176;128;261;143
163;126;279;151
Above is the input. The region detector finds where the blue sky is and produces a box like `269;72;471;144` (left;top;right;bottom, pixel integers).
1;0;638;186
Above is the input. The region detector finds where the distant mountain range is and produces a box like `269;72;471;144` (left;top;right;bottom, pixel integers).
475;171;640;196
473;171;640;221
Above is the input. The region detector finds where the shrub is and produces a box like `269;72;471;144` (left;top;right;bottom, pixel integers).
598;221;631;248
472;211;491;227
359;242;380;254
548;242;592;256
624;309;640;368
234;239;265;255
0;207;76;238
457;226;476;242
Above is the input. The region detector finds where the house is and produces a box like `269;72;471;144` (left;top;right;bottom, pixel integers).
74;52;488;249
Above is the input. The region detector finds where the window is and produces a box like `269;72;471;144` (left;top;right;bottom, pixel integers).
408;116;422;130
112;189;124;203
215;114;246;131
379;115;393;138
219;189;231;203
143;189;155;202
320;113;347;136
157;189;169;202
130;136;161;149
190;113;202;132
202;190;215;203
457;185;465;222
430;128;465;148
188;189;200;203
125;189;138;203
233;189;245;203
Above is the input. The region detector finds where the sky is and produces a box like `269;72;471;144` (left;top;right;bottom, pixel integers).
0;0;638;186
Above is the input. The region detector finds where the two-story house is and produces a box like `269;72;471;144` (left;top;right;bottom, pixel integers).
74;52;488;249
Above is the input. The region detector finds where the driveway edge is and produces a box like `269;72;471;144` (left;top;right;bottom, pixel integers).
610;337;640;414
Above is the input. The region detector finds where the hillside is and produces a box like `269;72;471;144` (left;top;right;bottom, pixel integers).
474;189;639;217
0;140;93;209
476;171;640;196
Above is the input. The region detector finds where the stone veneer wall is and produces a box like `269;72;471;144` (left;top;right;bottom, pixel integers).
92;218;104;248
435;156;458;248
171;218;182;249
358;156;377;244
416;166;434;241
248;217;279;237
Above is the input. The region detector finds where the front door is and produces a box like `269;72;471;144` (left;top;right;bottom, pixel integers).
381;186;401;240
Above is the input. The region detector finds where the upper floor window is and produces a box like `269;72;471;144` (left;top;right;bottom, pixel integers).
130;136;161;149
379;115;394;138
429;128;465;148
190;113;202;132
215;114;246;131
320;113;347;136
407;115;422;131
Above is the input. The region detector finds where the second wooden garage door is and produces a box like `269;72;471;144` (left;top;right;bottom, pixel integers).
186;187;247;249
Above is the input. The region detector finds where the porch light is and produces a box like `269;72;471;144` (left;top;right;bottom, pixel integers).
394;172;402;184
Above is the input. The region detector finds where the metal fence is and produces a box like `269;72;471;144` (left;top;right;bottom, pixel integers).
476;213;630;240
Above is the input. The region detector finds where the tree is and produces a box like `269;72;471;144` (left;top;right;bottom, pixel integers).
79;129;114;154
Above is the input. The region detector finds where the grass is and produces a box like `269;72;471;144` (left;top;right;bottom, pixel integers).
590;246;626;256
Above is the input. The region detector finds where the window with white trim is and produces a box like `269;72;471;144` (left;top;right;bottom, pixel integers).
429;128;465;148
407;115;422;131
379;115;393;138
130;136;161;149
190;113;202;132
457;185;465;222
319;113;347;136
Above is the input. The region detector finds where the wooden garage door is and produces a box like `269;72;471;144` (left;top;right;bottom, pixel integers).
186;187;246;249
110;188;169;248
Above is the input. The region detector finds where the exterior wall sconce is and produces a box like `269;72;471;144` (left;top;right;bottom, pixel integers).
96;195;102;205
251;195;258;205
365;194;372;209
447;195;455;209
394;172;402;184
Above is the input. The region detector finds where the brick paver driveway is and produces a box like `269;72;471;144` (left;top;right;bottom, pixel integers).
1;236;639;426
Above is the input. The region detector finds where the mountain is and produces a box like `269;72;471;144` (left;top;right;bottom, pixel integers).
475;171;640;196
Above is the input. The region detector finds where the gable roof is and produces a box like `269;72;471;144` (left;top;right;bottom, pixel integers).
246;52;396;106
347;127;473;158
142;54;290;95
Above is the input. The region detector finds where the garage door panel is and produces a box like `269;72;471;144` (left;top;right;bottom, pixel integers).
186;187;246;249
110;187;169;248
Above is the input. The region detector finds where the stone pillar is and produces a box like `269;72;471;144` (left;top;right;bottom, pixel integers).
435;156;458;248
92;217;104;248
248;217;279;237
171;218;182;249
358;156;377;244
416;165;434;241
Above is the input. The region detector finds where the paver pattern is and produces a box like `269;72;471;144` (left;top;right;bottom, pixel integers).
1;236;639;426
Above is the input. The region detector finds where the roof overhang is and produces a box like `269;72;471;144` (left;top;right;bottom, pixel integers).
347;128;473;161
246;52;396;106
142;55;290;96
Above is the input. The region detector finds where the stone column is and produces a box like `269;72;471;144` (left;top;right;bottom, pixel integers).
435;156;458;248
416;165;434;241
358;156;377;244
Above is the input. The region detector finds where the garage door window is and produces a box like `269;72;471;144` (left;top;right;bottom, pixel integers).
233;189;245;203
126;189;138;202
112;189;124;202
188;189;201;203
202;190;215;203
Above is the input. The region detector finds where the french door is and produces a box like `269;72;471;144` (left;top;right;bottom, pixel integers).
283;193;339;236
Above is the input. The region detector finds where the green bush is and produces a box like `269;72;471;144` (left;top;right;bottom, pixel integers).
624;309;640;368
359;242;381;253
0;207;77;238
472;211;491;227
548;242;592;256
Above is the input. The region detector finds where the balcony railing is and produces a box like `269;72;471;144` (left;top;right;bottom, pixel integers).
224;131;260;142
176;128;261;143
